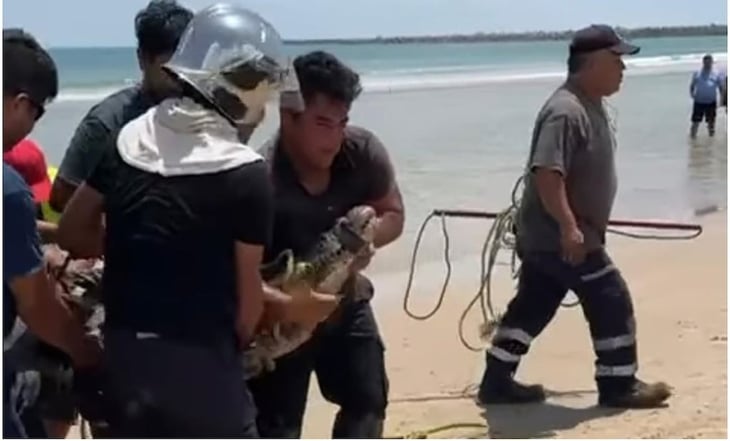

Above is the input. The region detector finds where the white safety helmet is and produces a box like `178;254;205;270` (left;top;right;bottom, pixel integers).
163;3;303;125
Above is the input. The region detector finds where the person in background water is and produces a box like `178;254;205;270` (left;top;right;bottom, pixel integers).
49;0;193;212
3;28;100;439
4;138;59;242
689;54;723;138
248;51;405;439
476;25;671;409
57;3;303;437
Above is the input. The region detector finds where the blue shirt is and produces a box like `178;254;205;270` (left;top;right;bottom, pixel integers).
3;163;44;339
691;69;723;104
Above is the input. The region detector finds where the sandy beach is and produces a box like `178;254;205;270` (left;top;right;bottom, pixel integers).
295;211;727;439
64;211;726;439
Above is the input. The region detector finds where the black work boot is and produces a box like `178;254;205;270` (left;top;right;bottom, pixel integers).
477;368;546;405
332;411;384;439
598;378;672;408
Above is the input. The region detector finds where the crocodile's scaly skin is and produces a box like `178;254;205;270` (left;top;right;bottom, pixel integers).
243;205;378;379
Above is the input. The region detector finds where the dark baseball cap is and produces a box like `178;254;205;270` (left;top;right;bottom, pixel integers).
569;24;640;56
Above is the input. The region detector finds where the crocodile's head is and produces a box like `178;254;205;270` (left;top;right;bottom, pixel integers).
335;205;378;252
262;206;378;289
346;205;377;236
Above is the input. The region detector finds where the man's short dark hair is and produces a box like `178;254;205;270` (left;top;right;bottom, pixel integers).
293;51;362;106
567;53;590;75
3;28;58;104
135;0;193;57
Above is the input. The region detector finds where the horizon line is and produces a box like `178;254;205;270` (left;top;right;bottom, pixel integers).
46;23;727;50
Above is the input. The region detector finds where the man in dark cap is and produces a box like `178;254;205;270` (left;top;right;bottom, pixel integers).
476;25;671;408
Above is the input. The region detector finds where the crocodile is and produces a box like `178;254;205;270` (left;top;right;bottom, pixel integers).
242;205;378;379
7;206;378;385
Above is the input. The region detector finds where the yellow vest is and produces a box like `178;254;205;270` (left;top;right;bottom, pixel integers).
41;166;61;224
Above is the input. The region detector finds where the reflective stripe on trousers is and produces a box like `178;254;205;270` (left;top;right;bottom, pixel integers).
487;326;535;364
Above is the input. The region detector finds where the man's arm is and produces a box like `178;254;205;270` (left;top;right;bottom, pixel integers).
261;282;339;327
50;117;109;212
363;133;405;249
717;73;726;95
234;242;265;345
530;113;581;227
689;72;697;98
57;184;105;259
5;191;98;367
533;169;578;230
230;162;275;344
37;220;58;244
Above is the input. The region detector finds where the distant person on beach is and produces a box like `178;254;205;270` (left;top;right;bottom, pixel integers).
3;28;100;439
248;51;405;439
57;3;302;437
476;25;671;409
689;54;723;138
49;0;193;212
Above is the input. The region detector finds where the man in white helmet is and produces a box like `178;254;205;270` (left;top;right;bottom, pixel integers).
57;4;304;437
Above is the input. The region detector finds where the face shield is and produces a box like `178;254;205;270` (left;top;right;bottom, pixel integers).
163;3;303;126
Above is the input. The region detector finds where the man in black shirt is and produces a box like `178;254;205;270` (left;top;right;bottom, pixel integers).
249;51;405;439
57;4;303;437
49;0;193;212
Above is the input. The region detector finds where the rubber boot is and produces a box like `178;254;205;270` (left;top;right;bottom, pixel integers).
331;410;384;439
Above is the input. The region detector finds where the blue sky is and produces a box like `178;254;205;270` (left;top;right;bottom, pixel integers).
3;0;727;48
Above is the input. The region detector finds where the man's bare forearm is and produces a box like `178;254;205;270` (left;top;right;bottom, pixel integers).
236;274;264;344
49;178;78;213
37;220;58;244
12;273;94;366
372;211;404;248
533;168;577;230
57;218;104;258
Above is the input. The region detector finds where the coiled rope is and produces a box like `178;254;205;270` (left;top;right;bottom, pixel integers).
403;175;704;352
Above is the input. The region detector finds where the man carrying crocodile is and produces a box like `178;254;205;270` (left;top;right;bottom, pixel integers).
249;50;405;438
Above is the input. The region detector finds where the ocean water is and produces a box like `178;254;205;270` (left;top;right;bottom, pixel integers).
32;36;728;274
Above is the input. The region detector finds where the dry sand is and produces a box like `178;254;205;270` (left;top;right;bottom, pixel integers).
300;212;727;439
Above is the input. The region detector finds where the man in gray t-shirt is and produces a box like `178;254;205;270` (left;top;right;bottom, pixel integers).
477;25;671;409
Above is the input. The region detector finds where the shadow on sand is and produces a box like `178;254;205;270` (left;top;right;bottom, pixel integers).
477;390;625;439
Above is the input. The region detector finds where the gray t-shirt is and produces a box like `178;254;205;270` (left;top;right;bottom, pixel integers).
516;81;618;253
57;86;154;186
